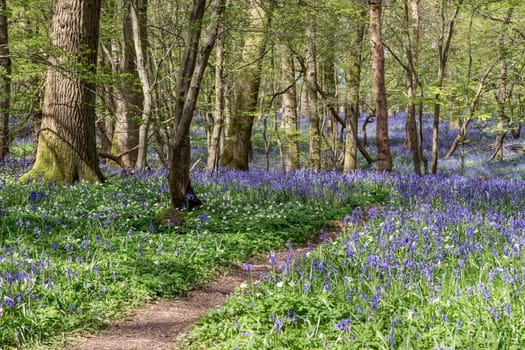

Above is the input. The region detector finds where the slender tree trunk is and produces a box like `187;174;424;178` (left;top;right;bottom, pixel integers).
321;35;337;170
445;63;495;157
344;20;366;172
221;1;268;170
0;0;10;160
168;0;225;210
281;44;300;171
305;19;320;170
430;0;462;174
131;0;152;171
405;0;421;175
490;8;513;162
369;0;392;172
207;26;225;174
491;60;508;161
23;0;104;183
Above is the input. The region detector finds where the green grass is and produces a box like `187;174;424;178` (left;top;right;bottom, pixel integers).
0;170;389;349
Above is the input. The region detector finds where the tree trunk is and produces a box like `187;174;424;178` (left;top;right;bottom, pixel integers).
207;26;225;174
430;0;462;174
490;8;513;162
221;1;268;170
168;0;225;210
445;63;495;157
405;0;421;175
0;0;10;160
305;19;320;170
344;19;366;172
23;0;104;183
321;35;337;170
109;0;142;169
131;0;152;171
369;0;392;172
281;44;300;171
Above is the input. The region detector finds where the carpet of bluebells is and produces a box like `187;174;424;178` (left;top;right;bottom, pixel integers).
182;115;525;349
1;113;525;349
0;164;385;349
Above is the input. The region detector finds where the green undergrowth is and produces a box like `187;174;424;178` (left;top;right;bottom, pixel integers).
0;171;390;349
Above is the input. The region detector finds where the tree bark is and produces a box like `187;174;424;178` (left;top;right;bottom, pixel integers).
168;0;225;210
369;0;392;172
109;0;142;169
130;0;152;171
281;44;300;171
405;0;421;175
430;0;462;174
206;25;225;174
344;18;366;172
23;0;104;183
305;19;321;170
221;1;268;170
490;8;513;162
0;0;10;160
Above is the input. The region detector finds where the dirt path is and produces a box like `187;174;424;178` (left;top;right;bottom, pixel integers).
66;247;312;350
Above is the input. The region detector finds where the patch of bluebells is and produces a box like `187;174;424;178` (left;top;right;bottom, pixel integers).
190;171;525;349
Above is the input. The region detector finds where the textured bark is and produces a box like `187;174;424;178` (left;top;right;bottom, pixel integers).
23;0;104;183
344;20;366;172
369;0;392;172
322;36;337;170
169;0;225;209
131;0;152;170
206;27;225;174
110;0;142;169
305;21;320;170
221;2;267;170
405;0;421;175
0;0;10;160
281;45;300;171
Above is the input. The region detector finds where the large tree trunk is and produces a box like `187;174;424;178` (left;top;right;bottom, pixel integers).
206;26;225;174
369;0;392;172
221;1;268;170
23;0;104;183
168;0;225;210
0;0;10;160
281;44;300;171
109;0;142;169
305;19;320;170
344;18;366;172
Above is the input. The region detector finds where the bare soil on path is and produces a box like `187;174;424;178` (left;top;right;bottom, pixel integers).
66;246;314;350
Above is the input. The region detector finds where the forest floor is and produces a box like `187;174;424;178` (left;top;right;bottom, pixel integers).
65;237;330;350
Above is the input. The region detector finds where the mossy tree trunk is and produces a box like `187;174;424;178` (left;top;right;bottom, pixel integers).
22;0;104;183
281;44;300;172
220;1;268;171
0;0;10;160
109;0;142;169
